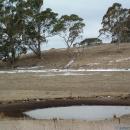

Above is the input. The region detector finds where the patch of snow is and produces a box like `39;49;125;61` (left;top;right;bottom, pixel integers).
39;74;56;77
0;71;16;74
0;68;130;74
64;59;75;69
39;72;88;76
108;57;130;64
116;57;130;62
109;61;114;63
107;96;111;98
87;63;100;66
85;68;130;72
39;74;81;76
17;66;44;70
61;72;86;76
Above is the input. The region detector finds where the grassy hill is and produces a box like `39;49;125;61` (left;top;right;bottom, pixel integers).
0;43;130;69
14;43;130;69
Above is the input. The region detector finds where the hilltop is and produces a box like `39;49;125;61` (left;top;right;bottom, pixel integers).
2;43;130;69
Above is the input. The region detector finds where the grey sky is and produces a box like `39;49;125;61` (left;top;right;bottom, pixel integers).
44;0;130;49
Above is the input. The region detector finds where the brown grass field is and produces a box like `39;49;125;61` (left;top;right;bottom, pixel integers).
0;43;130;129
0;71;130;102
0;118;130;130
0;43;130;102
14;43;130;69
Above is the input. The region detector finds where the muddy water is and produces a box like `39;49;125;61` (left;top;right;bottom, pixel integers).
24;106;130;120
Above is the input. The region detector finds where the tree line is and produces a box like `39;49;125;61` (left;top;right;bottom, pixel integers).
0;1;130;64
99;3;130;43
0;0;85;64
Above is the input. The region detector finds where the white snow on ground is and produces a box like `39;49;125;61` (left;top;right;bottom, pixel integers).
64;59;75;69
0;68;130;74
39;74;56;77
108;57;130;63
39;72;87;76
116;57;130;62
17;66;44;70
109;61;114;63
86;63;100;66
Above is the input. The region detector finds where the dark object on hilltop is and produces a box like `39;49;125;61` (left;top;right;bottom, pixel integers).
79;38;102;46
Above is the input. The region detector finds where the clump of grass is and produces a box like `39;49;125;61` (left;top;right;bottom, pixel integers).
0;118;127;130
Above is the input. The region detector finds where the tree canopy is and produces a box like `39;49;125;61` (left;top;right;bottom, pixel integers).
0;0;58;63
0;0;28;63
0;0;86;64
100;3;130;43
99;3;130;43
53;14;85;48
24;7;58;58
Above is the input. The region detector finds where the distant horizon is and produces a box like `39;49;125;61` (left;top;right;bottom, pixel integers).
43;0;130;50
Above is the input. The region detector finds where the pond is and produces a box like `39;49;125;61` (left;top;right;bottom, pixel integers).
24;106;130;120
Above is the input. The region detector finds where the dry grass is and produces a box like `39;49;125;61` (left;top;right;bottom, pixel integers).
1;43;130;69
0;118;129;130
0;71;130;101
0;44;130;103
0;43;130;129
17;43;130;68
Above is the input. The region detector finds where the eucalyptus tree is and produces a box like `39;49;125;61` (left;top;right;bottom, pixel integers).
99;3;130;43
0;0;27;64
24;0;58;58
0;0;58;62
53;14;85;48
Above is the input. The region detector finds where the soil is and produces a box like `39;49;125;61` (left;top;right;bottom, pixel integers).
1;97;130;118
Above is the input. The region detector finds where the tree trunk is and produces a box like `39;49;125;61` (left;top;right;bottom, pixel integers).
37;40;42;59
37;24;42;59
11;46;16;65
9;36;16;65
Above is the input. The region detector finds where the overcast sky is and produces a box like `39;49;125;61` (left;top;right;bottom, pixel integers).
43;0;130;49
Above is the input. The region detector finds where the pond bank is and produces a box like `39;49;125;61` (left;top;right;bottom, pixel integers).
0;97;130;118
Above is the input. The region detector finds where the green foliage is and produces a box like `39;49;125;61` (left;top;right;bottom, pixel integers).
0;0;28;63
53;14;85;48
100;3;130;43
0;0;85;64
24;5;58;58
0;0;58;61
